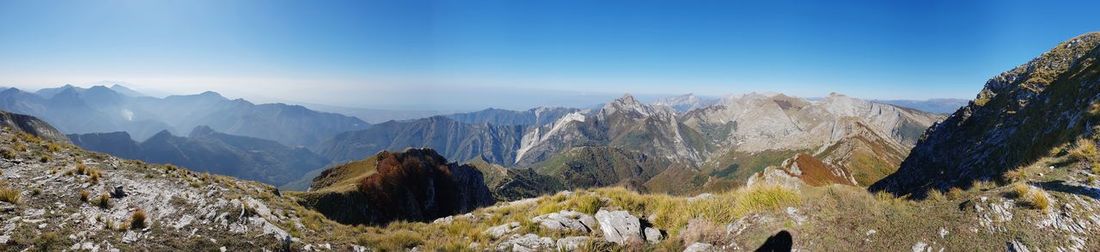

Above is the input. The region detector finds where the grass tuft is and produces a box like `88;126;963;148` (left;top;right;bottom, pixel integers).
0;186;20;204
130;209;147;230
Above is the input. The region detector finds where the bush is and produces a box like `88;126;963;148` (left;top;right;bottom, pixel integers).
0;187;20;204
0;148;15;159
1011;182;1053;213
926;189;946;201
947;187;964;200
1069;138;1099;162
79;190;90;202
130;209;147;230
363;230;423;250
33;232;64;251
96;193;110;208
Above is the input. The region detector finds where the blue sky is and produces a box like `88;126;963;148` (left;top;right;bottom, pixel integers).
1;0;1098;110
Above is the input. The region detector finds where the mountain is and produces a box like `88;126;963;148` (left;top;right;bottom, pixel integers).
317;92;941;193
317;116;526;165
876;98;969;114
0;110;68;142
296;148;495;225
108;84;147;97
651;93;718;113
0;85;369;146
68;126;331;186
445;107;582;126
872;32;1100;197
299;102;452;124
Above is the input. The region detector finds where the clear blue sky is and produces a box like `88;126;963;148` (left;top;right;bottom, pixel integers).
1;0;1098;110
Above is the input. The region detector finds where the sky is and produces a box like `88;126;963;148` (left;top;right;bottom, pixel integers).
1;0;1098;110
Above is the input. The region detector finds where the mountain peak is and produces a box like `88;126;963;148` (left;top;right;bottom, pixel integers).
189;125;218;137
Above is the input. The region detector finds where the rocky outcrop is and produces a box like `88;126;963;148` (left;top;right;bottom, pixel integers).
0;110;68;142
531;210;598;233
298;148;495;226
594;209;664;244
872;32;1100;197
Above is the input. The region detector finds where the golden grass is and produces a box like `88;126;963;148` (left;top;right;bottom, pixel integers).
926;189;946;201
130;209;147;229
1010;182;1052;213
1069;138;1099;162
79;190;90;202
96;193;110;208
947;187;964;200
0;186;20;204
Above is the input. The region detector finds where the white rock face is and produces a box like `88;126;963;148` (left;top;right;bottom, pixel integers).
594;210;643;244
531;210;597;233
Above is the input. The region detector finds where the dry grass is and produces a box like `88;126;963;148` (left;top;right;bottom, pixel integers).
1069;138;1099;162
0;186;20;204
130;209;147;230
79;190;90;202
946;187;964;200
0;148;14;159
1010;182;1052;213
96;193;110;208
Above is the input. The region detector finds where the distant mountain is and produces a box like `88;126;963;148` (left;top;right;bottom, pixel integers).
651;93;718;113
300;102;452;124
0;85;369;146
108;84;147;97
872;32;1100;197
445;107;581;126
68;126;331;186
317;116;526;165
297;148;494;225
875;98;969;114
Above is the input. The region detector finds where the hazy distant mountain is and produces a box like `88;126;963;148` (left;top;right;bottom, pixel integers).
445;107;581;126
0;85;369;146
317;116;526;165
108;84;147;97
875;98;968;114
301;102;452;124
651;93;718;113
69;126;331;185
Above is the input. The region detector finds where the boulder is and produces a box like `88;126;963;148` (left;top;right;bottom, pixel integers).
556;236;590;251
644;227;663;244
486;222;520;239
683;242;718;252
594;210;642;244
531;210;597;233
498;234;554;252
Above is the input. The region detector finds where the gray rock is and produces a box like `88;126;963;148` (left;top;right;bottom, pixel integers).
594;209;642;244
1007;239;1030;252
498;234;554;252
486;222;520;239
531;210;597;233
683;242;718;252
556;236;590;251
644;227;663;244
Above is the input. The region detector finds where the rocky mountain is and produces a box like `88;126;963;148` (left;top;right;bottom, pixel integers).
318;92;940;193
0;85;369;146
296;148;495;225
445;107;582;126
872;32;1100;197
651;93;718;113
317;116;526;165
0;110;68;142
68;126;331;186
876;98;969;114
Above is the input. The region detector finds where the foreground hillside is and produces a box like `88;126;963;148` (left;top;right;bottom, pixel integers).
2;119;1099;251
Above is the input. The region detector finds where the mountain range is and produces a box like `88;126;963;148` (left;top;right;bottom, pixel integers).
68;126;330;186
0;84;368;147
318;91;942;195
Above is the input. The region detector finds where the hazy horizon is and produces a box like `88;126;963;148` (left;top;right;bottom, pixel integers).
2;0;1098;110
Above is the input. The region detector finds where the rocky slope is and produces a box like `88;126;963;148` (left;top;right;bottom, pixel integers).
445;107;582;126
0;115;371;250
296;148;495;226
0;110;67;143
872;32;1100;197
68;126;331;186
